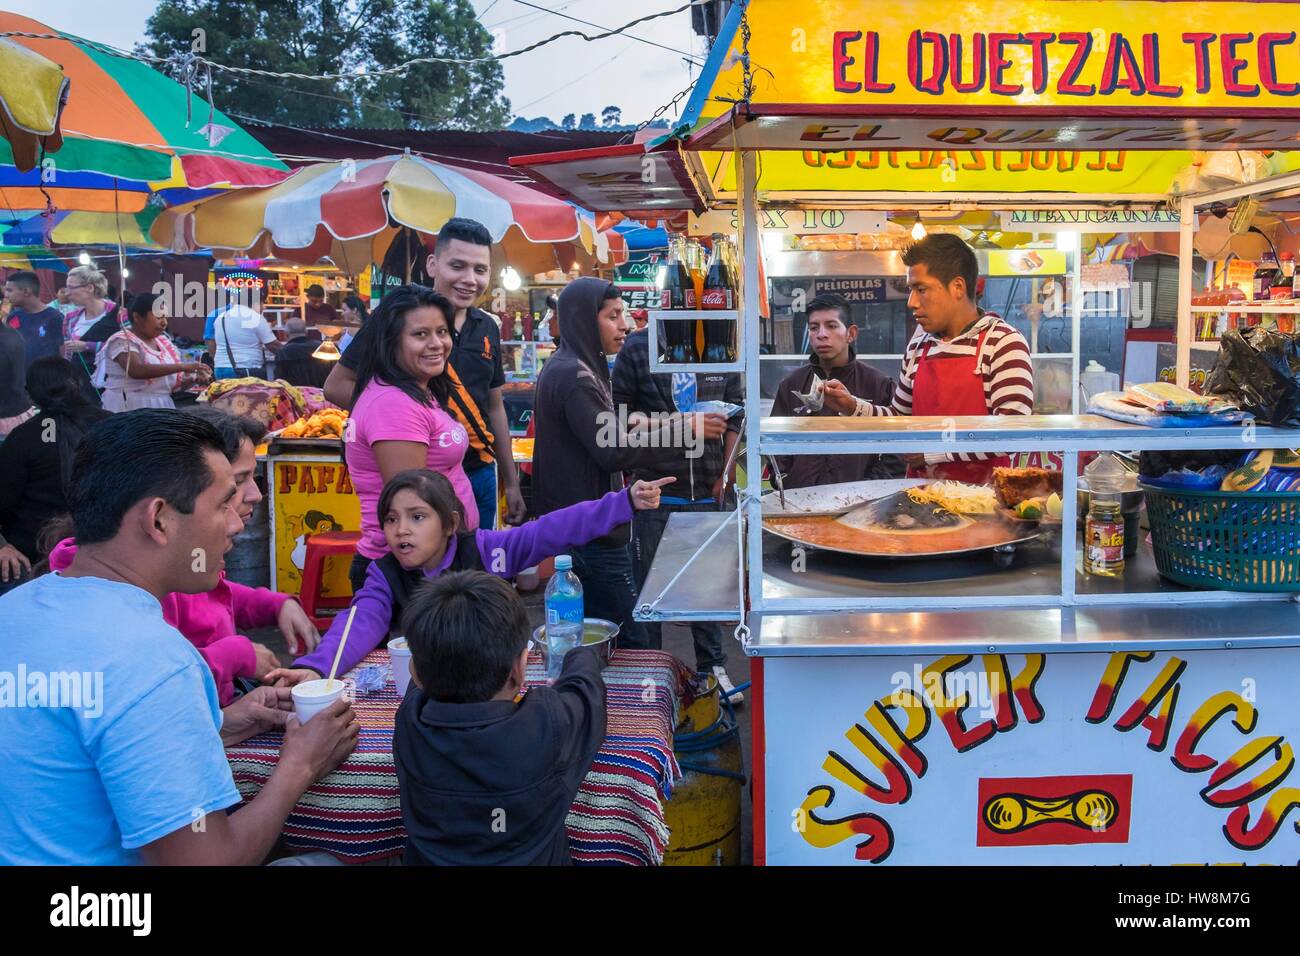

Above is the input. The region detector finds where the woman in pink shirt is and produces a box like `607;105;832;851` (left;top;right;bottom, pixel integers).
344;285;477;592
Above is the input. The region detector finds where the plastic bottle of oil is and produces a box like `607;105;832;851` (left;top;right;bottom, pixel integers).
1084;455;1126;577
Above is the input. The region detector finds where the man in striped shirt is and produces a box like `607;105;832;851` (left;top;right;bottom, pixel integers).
823;234;1035;483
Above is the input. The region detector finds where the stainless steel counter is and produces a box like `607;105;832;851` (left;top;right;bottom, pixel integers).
759;413;1292;455
633;511;742;622
751;602;1300;656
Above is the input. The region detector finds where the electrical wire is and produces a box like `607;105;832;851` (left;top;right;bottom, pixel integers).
0;2;713;80
513;40;637;113
503;0;704;65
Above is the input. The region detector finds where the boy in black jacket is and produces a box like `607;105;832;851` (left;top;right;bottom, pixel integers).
393;571;606;865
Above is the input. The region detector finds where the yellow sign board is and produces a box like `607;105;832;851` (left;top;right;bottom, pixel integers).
702;1;1300;116
709;147;1213;195
270;453;361;600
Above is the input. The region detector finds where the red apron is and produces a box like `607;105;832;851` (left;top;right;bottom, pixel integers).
906;325;1010;484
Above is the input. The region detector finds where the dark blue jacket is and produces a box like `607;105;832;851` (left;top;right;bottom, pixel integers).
393;644;606;865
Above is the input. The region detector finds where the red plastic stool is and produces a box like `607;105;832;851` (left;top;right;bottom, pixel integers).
299;531;362;630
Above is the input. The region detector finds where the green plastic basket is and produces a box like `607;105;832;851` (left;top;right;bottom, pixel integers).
1140;482;1300;592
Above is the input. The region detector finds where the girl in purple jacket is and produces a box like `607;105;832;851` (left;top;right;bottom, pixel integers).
266;468;673;686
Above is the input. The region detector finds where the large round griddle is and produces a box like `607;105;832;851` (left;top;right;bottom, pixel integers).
761;479;1042;559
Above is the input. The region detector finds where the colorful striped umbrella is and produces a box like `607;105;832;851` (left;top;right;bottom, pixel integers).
0;35;67;172
0;12;286;188
0;243;72;271
155;154;624;275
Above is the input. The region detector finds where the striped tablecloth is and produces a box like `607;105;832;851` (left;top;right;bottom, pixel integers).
227;648;689;865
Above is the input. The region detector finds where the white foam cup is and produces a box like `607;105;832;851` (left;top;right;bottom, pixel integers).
388;637;413;698
291;678;346;724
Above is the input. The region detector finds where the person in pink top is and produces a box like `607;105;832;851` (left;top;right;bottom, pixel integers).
49;408;320;704
343;284;477;593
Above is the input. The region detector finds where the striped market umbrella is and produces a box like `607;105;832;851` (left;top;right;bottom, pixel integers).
155;153;625;276
0;35;67;172
0;12;286;188
0;243;72;271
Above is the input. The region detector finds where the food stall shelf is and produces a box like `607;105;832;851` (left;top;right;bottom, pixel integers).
647;309;744;374
760;531;1061;611
1071;536;1295;606
1190;304;1300;313
633;511;742;623
759;414;1294;455
749;603;1300;658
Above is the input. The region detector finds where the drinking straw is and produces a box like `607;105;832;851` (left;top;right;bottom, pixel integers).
325;606;357;688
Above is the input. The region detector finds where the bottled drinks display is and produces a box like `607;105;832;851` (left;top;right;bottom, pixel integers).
659;240;699;364
701;233;738;363
543;555;584;682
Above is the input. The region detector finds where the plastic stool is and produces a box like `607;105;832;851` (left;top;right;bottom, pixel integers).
299;531;362;630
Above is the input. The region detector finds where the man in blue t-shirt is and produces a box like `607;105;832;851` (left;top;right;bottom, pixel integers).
4;270;63;367
0;410;359;865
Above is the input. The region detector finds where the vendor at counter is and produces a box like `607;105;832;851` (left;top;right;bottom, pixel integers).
770;293;902;488
823;234;1034;484
303;284;338;326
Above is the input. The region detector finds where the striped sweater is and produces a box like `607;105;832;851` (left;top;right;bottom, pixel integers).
851;313;1034;464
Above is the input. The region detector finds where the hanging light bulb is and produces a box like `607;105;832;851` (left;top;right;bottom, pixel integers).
911;221;928;241
312;339;342;361
121;268;130;278
500;266;522;291
78;252;91;265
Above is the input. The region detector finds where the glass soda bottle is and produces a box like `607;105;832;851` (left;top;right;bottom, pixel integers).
543;555;584;681
701;234;737;362
661;244;698;364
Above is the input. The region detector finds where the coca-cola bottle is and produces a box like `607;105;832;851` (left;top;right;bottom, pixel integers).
701;235;736;362
661;245;698;363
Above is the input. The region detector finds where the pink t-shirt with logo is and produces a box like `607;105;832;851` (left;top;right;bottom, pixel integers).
346;378;478;559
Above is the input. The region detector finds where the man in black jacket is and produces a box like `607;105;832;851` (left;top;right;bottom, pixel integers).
394;571;605;865
531;277;726;648
771;293;903;488
612;326;745;700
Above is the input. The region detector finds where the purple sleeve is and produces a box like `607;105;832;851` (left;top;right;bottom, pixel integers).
293;561;396;676
473;489;634;578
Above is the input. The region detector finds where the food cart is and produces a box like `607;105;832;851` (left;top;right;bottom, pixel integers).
514;0;1300;864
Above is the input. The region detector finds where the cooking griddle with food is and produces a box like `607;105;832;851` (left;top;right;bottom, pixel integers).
763;483;1042;559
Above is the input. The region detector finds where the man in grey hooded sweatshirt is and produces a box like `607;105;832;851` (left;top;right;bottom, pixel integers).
531;277;726;648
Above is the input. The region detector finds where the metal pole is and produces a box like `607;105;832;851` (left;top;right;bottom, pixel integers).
1069;242;1082;414
1176;196;1194;390
739;148;763;634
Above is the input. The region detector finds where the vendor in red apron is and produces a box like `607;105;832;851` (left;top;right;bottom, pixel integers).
823;234;1035;484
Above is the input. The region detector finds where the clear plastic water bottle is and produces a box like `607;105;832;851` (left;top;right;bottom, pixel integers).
544;555;584;681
